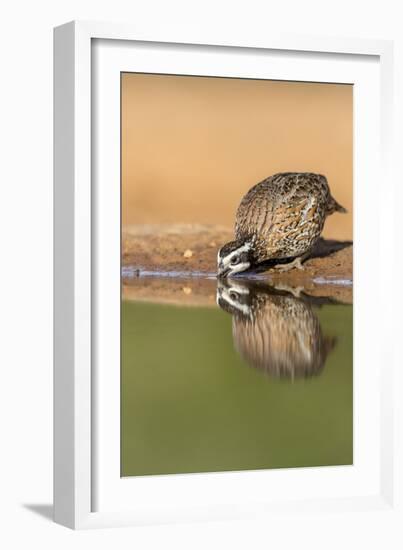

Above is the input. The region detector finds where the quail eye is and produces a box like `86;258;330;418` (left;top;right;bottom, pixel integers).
230;255;240;265
229;291;239;301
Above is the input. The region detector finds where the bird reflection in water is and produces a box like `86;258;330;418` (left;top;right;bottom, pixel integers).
216;279;337;380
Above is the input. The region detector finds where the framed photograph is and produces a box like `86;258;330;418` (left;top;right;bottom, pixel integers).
54;21;400;532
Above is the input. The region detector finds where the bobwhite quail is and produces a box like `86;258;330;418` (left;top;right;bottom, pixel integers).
217;172;346;277
216;279;336;379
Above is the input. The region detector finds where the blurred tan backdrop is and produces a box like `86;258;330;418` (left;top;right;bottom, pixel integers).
122;74;352;240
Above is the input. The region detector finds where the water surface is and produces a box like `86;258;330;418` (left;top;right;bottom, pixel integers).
121;278;352;477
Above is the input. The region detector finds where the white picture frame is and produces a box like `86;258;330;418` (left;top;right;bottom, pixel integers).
54;20;401;533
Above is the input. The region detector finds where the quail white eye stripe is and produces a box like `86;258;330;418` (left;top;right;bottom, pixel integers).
220;289;251;317
225;282;250;295
226;262;251;276
221;243;251;267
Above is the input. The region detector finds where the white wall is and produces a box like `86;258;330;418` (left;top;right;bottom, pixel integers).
1;0;402;548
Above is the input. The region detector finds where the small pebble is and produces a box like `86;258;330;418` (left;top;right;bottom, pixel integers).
209;241;216;247
183;249;193;258
182;286;192;295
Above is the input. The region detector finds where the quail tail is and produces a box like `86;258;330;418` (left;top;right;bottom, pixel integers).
327;196;347;215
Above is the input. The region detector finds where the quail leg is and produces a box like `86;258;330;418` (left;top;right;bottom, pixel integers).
274;283;304;298
272;255;306;272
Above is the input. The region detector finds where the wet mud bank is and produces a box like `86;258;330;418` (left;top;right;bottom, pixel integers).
122;224;353;305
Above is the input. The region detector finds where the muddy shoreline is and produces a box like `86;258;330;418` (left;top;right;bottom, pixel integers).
122;224;353;305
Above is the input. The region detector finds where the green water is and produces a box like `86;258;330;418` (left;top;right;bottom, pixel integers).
121;286;352;477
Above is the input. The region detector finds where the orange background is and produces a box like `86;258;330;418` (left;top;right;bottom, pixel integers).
122;74;353;240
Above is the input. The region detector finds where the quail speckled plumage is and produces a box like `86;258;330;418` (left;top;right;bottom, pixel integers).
217;172;346;277
216;279;336;379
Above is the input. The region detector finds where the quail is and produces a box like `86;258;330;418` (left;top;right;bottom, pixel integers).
216;279;336;379
217;172;346;277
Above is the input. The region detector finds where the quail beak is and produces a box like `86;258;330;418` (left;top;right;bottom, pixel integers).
217;263;230;278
